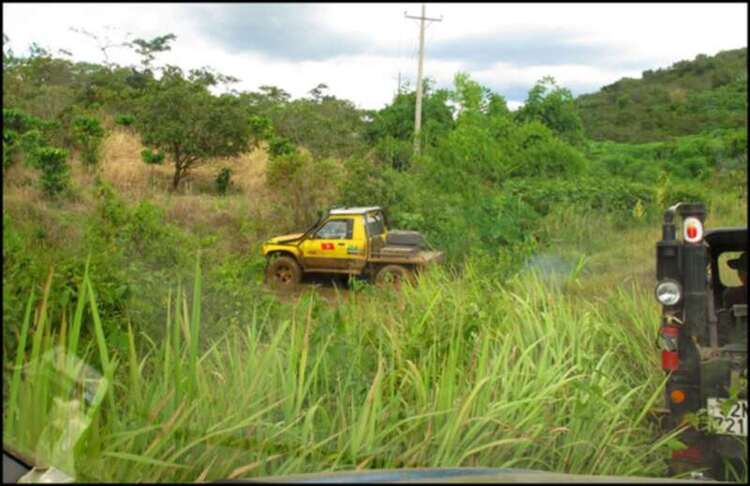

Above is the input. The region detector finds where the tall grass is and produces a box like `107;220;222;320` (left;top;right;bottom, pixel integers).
4;254;694;483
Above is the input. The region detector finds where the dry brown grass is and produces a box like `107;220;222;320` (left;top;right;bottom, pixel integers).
99;128;271;198
4;128;279;259
100;128;169;195
3;163;39;192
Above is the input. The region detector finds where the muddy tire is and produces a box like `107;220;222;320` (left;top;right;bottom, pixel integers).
267;256;302;290
375;264;413;290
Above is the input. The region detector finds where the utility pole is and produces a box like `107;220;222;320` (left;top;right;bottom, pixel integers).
405;4;442;155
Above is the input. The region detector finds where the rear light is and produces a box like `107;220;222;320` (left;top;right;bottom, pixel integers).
683;217;703;244
670;389;686;404
672;446;702;462
662;351;679;371
660;325;680;371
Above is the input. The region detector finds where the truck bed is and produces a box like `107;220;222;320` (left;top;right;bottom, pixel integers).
370;246;444;265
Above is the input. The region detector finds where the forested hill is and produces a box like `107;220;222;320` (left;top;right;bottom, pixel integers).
575;47;747;143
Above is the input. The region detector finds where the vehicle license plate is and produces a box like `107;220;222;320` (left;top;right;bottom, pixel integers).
707;398;747;436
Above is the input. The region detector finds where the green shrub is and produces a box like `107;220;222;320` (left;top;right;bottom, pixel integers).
248;115;273;149
374;136;412;170
3;130;18;169
114;114;135;127
72;115;104;167
338;157;399;209
266;151;341;227
268;135;296;158
502;176;654;218
664;156;711;180
511;121;589;177
140;148;165;165
3;107;38;132
18;129;46;166
35;147;70;197
215;167;232;195
661;179;710;208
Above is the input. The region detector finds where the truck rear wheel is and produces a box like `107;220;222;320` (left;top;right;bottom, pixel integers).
267;256;301;290
375;264;413;290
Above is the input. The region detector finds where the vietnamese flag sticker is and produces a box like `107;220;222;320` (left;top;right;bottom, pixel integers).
321;242;335;250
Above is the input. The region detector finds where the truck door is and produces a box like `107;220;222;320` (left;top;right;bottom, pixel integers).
300;217;365;271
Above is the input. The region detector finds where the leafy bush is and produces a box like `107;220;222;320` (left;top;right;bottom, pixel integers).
72;115;104;167
660;179;710;209
266;150;341;227
510;121;588;178
35;147;70;197
248;115;272;149
600;153;661;182
338;156;399;209
215;167;232;195
3;107;39;133
114;114;135;126
516;76;586;146
3;108;46;169
267;135;296;158
502;176;655;218
140;148;165;165
374;136;412;170
664;156;711;180
17;129;46;166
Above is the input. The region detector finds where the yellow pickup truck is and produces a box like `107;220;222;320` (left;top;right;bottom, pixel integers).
261;207;443;289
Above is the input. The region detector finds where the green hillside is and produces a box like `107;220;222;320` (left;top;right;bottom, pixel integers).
576;48;747;142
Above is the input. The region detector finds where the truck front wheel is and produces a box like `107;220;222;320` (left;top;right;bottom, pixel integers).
267;256;302;290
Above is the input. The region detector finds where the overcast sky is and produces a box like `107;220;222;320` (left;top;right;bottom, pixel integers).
3;3;747;110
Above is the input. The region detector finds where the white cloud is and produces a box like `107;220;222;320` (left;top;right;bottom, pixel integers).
2;3;747;110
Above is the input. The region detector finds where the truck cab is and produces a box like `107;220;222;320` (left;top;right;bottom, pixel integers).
261;207;443;289
655;202;747;480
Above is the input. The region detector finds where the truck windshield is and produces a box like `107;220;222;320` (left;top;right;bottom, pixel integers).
365;212;385;237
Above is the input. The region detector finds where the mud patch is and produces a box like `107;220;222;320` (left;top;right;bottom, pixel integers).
270;273;356;304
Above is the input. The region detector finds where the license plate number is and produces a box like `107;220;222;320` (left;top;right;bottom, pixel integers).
707;398;747;436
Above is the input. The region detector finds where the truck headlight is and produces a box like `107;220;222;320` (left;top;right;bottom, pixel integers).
655;280;682;306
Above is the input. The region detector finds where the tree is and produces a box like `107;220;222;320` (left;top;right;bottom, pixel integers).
127;33;176;72
35;147;70;197
72;114;104;167
241;83;367;159
70;26;132;67
135;67;252;190
450;72;510;121
365;78;454;150
2;33;18;69
516;76;585;146
266;150;341;227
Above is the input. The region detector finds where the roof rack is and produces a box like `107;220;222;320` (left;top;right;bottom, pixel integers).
329;206;382;215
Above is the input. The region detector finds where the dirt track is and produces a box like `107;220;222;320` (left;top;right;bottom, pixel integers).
270;273;355;304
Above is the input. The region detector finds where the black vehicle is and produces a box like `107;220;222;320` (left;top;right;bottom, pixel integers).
655;202;747;479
